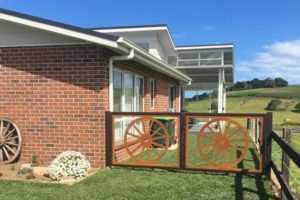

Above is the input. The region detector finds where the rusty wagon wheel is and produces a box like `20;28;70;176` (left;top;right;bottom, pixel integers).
197;118;250;168
0;118;22;163
124;117;169;164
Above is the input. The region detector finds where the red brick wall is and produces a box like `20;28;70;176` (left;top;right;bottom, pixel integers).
0;44;180;168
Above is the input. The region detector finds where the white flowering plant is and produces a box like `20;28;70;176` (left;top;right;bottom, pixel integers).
48;151;91;182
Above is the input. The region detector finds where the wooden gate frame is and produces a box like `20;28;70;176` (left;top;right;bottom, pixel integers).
105;112;272;175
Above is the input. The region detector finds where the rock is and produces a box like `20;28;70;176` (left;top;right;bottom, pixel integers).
32;167;47;176
19;163;33;174
0;172;3;176
25;173;36;179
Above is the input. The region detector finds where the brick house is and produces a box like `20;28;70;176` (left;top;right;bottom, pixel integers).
0;9;234;168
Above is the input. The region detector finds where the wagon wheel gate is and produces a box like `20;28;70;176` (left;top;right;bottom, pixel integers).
123;117;170;164
196;118;250;168
0;118;22;163
110;113;264;174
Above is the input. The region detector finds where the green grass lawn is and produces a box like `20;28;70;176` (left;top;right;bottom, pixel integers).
0;168;274;200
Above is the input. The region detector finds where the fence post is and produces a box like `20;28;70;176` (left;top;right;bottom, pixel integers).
180;112;186;169
264;112;273;179
105;111;112;167
281;128;291;200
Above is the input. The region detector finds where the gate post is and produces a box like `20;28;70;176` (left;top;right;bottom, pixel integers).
264;112;273;179
180;112;187;169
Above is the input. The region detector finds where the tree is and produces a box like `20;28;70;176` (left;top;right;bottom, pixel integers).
274;77;288;87
294;103;300;112
265;99;282;111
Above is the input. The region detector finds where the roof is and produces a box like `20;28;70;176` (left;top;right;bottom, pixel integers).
0;8;191;84
0;8;119;41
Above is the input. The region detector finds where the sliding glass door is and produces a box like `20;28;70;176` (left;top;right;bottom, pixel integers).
113;69;144;140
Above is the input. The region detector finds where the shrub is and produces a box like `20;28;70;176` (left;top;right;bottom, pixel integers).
295;103;300;112
265;99;282;111
211;101;218;113
48;151;90;182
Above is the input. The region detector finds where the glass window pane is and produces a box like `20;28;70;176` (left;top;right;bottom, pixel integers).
178;53;199;60
169;86;175;111
124;73;134;112
200;52;222;59
136;77;143;112
150;80;155;108
224;51;233;65
113;70;122;112
200;60;222;65
178;60;199;66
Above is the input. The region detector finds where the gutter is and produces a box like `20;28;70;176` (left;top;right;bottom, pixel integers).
116;37;192;85
108;49;135;111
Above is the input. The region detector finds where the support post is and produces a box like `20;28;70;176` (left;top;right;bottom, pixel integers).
180;112;186;169
217;69;224;113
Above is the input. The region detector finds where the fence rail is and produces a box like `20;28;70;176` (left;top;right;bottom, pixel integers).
270;129;300;200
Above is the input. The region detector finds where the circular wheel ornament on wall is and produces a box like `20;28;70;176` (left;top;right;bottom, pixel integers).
0;118;22;163
124;117;169;164
197;118;250;168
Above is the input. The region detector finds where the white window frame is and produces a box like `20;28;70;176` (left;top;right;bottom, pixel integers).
150;79;155;110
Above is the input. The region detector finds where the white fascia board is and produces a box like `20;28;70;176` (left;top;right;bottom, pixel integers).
95;26;167;33
117;38;191;85
176;44;233;50
0;13;118;49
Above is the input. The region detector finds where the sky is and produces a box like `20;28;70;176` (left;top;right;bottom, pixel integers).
0;0;300;88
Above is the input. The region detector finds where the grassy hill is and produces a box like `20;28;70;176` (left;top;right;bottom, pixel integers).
186;85;300;127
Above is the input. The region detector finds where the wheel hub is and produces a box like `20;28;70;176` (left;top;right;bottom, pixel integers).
141;134;153;148
214;135;230;151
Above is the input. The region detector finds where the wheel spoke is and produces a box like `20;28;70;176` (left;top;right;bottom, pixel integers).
142;120;147;135
213;151;222;163
217;120;222;134
207;126;218;134
151;127;163;137
133;124;144;136
131;143;143;154
5;142;19;147
127;132;141;139
199;143;214;149
203;148;216;160
229;138;246;144
224;122;232;136
225;129;239;139
149;120;154;134
4;144;15;154
201;133;216;141
139;146;145;159
152;135;166;141
146;148;151;159
222;153;227;164
152;148;159;156
152;142;165;148
2;147;10;160
4;128;16;139
5;136;19;141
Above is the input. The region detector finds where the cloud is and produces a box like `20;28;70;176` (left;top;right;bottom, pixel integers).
237;39;300;84
201;26;216;32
